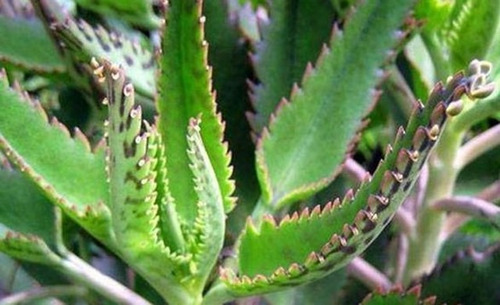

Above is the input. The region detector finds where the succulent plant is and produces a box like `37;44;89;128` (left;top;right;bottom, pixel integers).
0;0;499;304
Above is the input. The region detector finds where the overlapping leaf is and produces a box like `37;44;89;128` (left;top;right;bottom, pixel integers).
249;0;335;132
222;62;495;296
0;1;65;73
0;169;60;265
255;0;416;209
0;70;112;244
75;0;161;29
157;0;235;223
32;0;156;99
98;61;193;305
420;245;500;305
440;0;500;71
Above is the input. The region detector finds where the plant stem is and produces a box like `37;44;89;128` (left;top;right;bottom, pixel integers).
433;196;500;227
0;285;86;305
403;118;464;284
456;124;500;169
443;180;500;238
347;257;392;291
57;253;152;305
453;94;500;131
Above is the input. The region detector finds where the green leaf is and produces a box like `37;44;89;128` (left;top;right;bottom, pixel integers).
0;228;60;265
414;0;453;31
264;269;347;305
204;0;260;204
441;0;500;71
33;0;156;99
249;0;335;132
421;245;500;305
184;119;225;293
157;0;235;223
256;0;416;208
361;286;436;305
0;3;65;73
100;62;193;305
0;70;113;245
224;66;494;295
203;0;260;235
0;169;57;247
75;0;161;29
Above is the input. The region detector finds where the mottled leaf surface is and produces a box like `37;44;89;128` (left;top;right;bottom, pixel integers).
33;0;156;99
75;0;161;29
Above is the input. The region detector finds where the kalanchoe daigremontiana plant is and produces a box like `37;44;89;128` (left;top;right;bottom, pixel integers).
0;0;499;304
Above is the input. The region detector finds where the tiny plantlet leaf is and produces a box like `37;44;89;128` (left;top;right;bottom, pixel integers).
223;61;495;296
0;231;60;265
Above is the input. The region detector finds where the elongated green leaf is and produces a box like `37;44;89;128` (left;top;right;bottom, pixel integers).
421;245;500;305
222;63;495;295
0;229;60;265
157;0;235;223
0;70;112;244
75;0;161;29
184;119;225;293
249;0;335;132
204;0;260;208
32;0;156;99
256;0;415;208
103;62;161;253
441;0;500;71
100;62;193;305
0;2;64;73
0;169;57;248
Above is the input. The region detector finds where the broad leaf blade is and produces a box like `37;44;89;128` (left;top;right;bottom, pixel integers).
0;169;57;247
157;0;235;222
0;3;65;73
0;71;113;244
249;0;335;132
420;245;500;305
256;0;416;208
224;66;494;295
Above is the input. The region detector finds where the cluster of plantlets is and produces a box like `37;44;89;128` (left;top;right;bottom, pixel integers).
0;0;499;304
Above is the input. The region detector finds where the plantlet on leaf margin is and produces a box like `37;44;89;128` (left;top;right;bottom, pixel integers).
213;60;495;299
